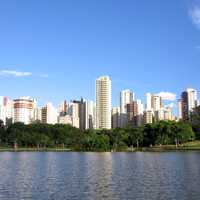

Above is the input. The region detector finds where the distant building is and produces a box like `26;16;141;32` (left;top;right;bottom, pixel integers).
146;93;152;111
58;115;72;125
68;101;80;128
112;107;120;128
96;76;112;129
86;100;96;129
13;97;36;124
151;95;162;112
59;100;68;116
0;96;13;125
144;110;153;124
120;89;134;127
154;107;173;122
177;99;182;120
72;98;87;130
33;108;42;122
42;102;58;124
127;101;138;126
181;88;198;120
136;99;144;126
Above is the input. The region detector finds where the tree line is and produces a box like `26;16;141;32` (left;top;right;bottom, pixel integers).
0;106;199;151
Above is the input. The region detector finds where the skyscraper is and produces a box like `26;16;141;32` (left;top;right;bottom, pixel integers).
146;93;152;111
96;76;112;129
151;95;162;112
86;100;96;129
181;88;198;120
0;96;13;125
59;100;68;116
72;98;87;130
120;89;134;127
41;102;58;124
177;99;182;120
112;107;120;128
14;97;36;124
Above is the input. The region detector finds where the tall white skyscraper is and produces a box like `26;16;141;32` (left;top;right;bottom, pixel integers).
120;89;134;113
186;88;198;112
96;76;112;129
120;89;134;127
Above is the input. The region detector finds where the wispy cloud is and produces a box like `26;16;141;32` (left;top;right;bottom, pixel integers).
0;69;49;78
0;70;32;77
156;92;176;101
189;2;200;29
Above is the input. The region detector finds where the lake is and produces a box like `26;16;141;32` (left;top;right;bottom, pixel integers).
0;152;200;200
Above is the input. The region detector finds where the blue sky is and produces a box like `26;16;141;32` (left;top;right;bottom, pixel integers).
0;0;199;108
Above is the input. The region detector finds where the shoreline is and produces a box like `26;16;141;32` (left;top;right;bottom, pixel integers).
1;146;200;152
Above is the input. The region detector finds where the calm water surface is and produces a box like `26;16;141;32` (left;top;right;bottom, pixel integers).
0;152;200;200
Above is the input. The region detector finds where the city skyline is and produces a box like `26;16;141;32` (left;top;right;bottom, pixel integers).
0;0;200;107
0;75;199;130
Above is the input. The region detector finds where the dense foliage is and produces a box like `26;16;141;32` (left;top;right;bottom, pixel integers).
0;118;198;151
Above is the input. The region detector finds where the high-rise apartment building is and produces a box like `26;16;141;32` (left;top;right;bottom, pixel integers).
136;99;144;126
41;102;58;124
0;96;13;125
144;110;153;124
59;100;68;116
13;97;36;124
120;89;134;127
86;100;96;129
180;88;198;120
72;98;87;130
177;99;182;120
146;93;152;111
151;95;162;112
112;107;120;128
96;76;112;129
127;101;138;126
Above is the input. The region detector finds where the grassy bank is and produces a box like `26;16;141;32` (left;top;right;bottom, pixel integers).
1;141;200;152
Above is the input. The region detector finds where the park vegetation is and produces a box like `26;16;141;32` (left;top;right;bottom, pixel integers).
0;106;199;151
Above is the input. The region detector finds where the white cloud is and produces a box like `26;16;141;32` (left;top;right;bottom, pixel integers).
156;92;176;101
0;70;32;77
0;70;49;78
189;5;200;29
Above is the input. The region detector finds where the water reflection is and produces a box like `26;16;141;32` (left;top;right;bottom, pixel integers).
0;152;200;200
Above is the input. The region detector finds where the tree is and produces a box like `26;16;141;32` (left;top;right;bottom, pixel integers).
190;106;200;139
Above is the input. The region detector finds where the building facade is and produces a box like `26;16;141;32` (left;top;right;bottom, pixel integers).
13;97;36;124
96;76;112;129
120;89;134;128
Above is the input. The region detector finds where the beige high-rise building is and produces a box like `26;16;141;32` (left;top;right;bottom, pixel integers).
13;97;37;124
96;76;112;129
151;95;162;112
144;110;153;124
